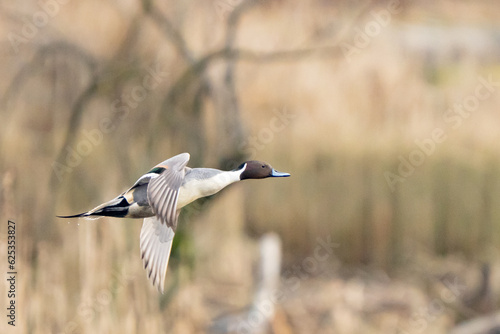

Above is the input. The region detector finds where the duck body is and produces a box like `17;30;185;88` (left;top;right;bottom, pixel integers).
58;153;290;293
73;163;246;219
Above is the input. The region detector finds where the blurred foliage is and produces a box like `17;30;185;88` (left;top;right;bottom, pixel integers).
1;0;500;333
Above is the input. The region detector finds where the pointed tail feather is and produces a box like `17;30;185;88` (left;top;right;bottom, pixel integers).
57;196;130;219
57;212;90;218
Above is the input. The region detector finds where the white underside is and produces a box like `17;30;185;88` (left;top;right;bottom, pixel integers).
177;169;242;209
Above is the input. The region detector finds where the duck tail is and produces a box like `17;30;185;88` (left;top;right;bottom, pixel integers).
57;196;130;219
57;212;90;218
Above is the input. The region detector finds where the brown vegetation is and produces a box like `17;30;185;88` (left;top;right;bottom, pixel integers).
1;0;500;333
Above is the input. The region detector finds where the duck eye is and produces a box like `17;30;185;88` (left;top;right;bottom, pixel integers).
261;165;265;168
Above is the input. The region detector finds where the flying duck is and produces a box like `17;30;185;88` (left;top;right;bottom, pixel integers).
58;153;290;293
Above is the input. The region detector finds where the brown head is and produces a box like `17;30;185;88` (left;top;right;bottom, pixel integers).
236;161;291;180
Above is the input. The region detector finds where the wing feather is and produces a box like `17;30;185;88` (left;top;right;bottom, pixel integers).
140;216;176;293
141;153;189;292
147;153;189;229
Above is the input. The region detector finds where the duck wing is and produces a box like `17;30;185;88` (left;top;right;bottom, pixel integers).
140;215;177;293
141;152;190;292
147;152;190;229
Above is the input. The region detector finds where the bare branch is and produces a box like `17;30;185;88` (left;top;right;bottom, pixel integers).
2;41;97;109
213;0;260;163
141;0;194;63
165;44;345;105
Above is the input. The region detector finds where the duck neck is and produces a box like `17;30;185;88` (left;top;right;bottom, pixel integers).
177;168;243;209
210;169;243;191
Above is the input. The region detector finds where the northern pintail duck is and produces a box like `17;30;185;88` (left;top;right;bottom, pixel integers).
58;153;290;292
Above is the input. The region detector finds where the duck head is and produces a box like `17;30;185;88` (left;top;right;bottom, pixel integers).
237;161;290;180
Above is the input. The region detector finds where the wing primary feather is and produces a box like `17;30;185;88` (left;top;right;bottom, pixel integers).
140;217;176;293
141;153;189;292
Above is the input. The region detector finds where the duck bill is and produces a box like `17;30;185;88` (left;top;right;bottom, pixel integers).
270;169;290;177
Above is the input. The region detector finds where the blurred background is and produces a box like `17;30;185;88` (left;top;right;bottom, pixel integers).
1;0;500;333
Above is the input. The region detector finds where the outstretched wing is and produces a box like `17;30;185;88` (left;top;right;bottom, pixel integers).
140;216;177;293
142;153;189;292
147;152;190;229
